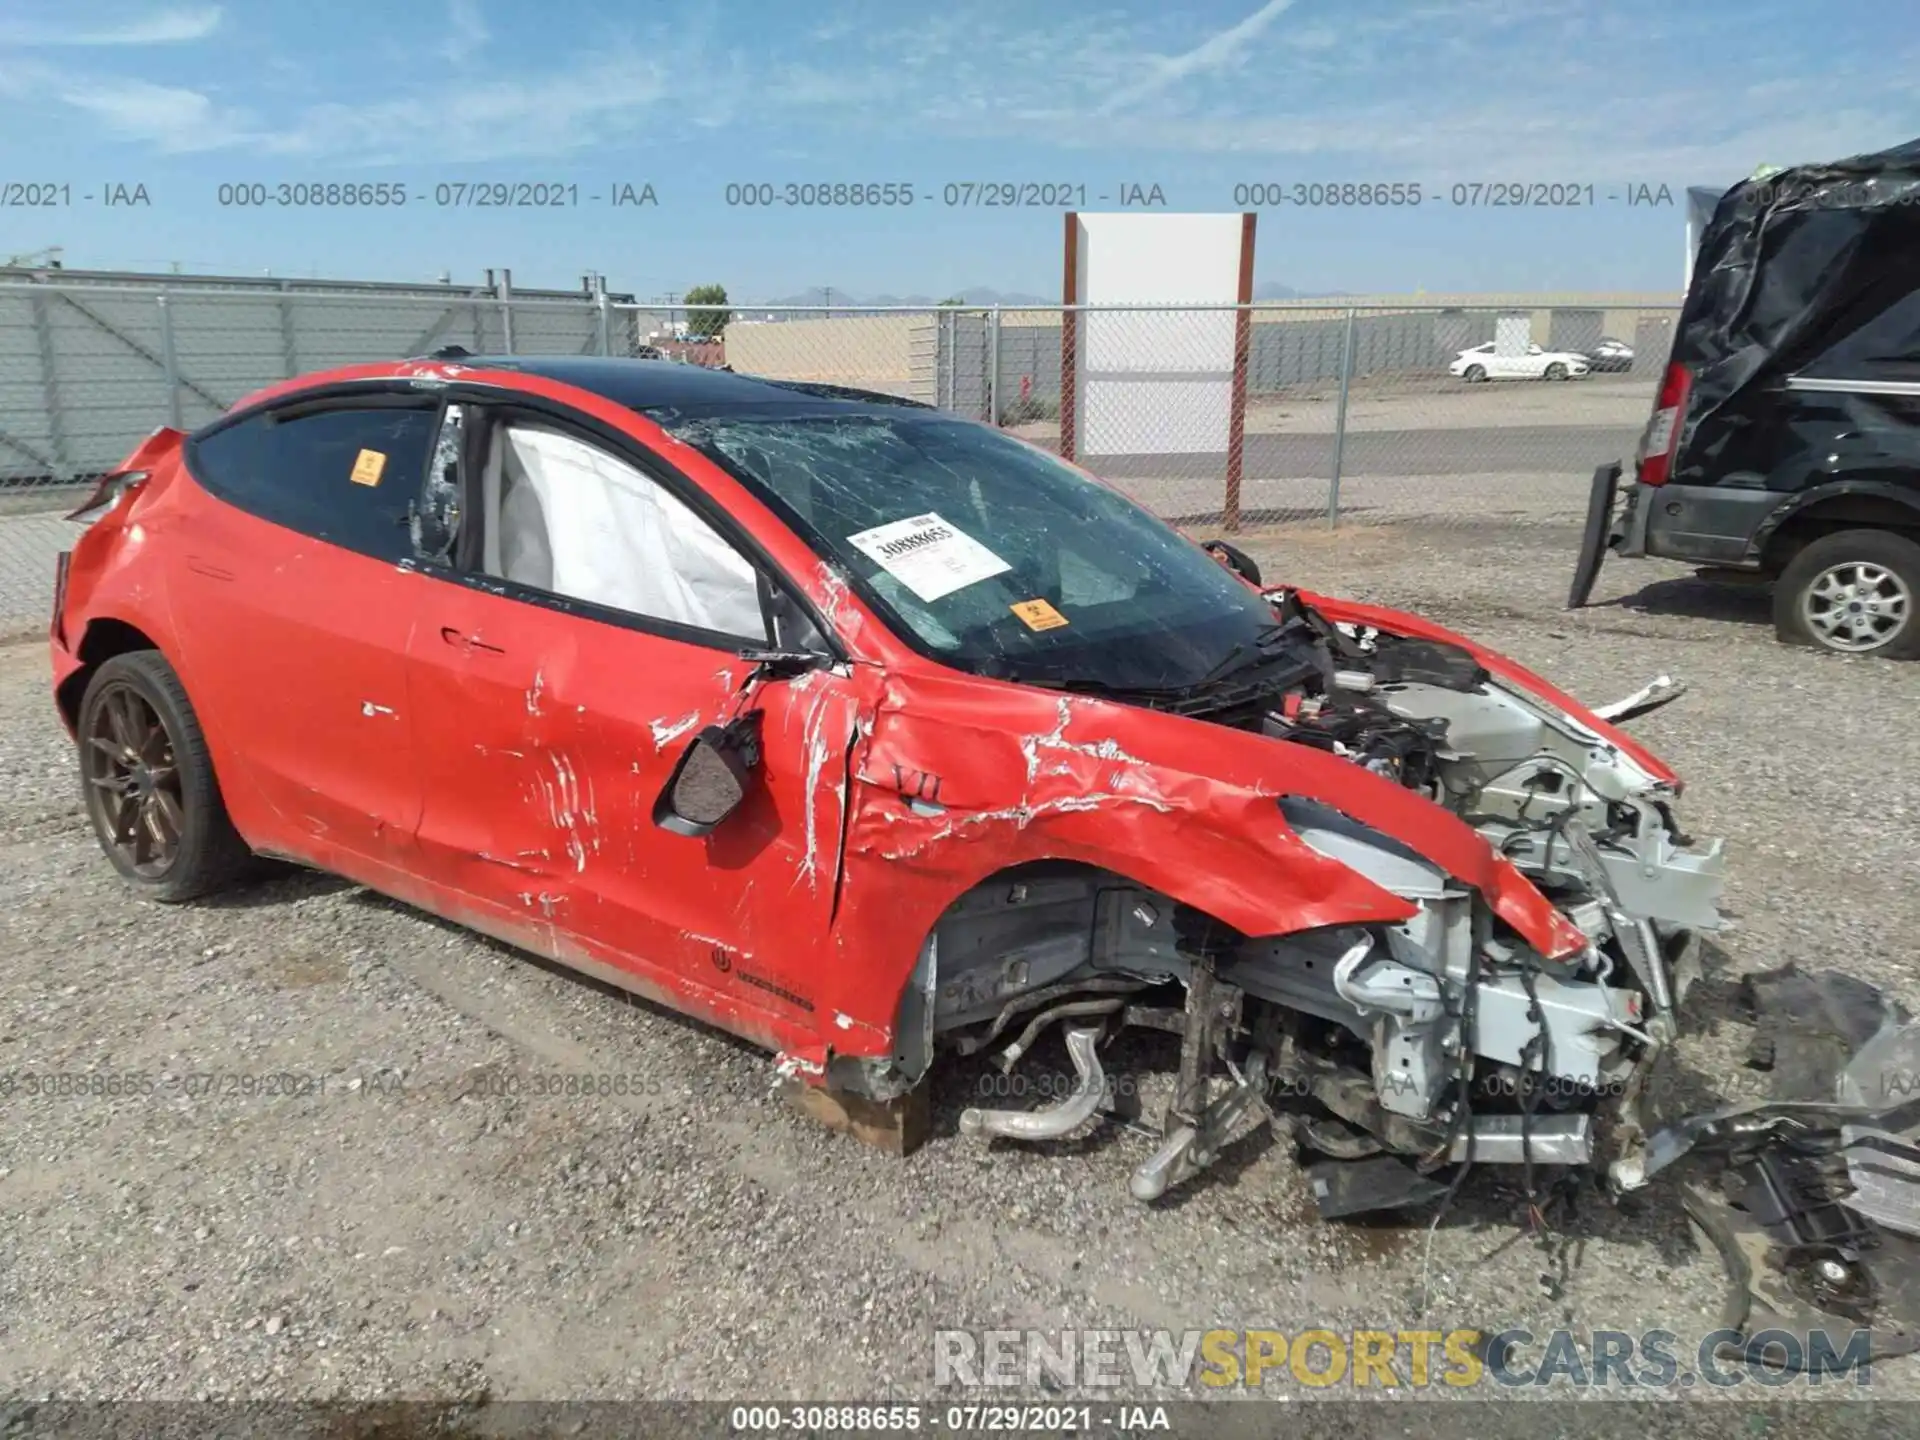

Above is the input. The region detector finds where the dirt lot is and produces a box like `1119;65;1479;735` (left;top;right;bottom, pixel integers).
1;515;1915;1422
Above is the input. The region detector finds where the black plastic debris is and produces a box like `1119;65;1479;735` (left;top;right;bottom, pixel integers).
1306;1155;1449;1219
1659;962;1920;1368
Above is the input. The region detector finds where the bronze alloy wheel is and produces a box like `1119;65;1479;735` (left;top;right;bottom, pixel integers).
82;679;186;878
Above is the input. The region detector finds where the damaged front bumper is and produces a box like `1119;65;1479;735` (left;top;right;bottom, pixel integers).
926;614;1728;1214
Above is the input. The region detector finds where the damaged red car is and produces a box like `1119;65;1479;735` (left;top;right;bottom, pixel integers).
51;355;1726;1211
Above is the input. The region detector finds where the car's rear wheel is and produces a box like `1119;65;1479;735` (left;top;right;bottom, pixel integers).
1544;362;1568;381
1773;529;1920;658
78;651;254;901
1463;364;1486;383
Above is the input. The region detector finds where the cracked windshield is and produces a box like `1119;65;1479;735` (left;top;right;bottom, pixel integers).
662;411;1278;691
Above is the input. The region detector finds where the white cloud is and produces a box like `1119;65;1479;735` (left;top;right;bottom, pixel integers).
1101;0;1299;110
8;0;1917;190
57;77;233;146
251;48;682;163
439;0;489;65
0;5;221;46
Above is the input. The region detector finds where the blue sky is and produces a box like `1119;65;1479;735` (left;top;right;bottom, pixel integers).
1;0;1916;299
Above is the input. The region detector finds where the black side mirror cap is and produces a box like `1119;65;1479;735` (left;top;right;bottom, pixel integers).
1202;539;1262;585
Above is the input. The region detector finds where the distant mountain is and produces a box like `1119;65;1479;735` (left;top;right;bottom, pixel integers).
753;286;1051;308
748;281;1343;308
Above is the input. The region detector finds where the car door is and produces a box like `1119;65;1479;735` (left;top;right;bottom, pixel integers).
403;399;864;1050
169;389;438;877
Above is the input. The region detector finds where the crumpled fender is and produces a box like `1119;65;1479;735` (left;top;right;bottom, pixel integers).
821;665;1587;1052
56;427;188;669
1287;586;1682;788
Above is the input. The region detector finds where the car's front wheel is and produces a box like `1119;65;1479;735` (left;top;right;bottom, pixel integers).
77;651;255;901
1774;529;1920;658
1463;364;1486;383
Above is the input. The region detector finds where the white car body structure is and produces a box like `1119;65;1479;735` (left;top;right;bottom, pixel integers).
1449;342;1592;382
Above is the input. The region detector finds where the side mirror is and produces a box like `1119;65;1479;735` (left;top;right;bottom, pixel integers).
653;711;764;837
1202;539;1262;585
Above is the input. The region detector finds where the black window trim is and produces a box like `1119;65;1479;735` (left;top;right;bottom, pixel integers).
181;381;443;565
416;385;849;664
189;378;442;442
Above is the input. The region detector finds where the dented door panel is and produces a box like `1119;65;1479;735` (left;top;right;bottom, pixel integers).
405;577;865;1051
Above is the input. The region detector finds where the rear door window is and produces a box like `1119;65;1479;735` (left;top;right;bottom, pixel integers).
187;400;439;561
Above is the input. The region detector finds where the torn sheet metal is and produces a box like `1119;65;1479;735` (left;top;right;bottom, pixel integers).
1637;964;1920;1366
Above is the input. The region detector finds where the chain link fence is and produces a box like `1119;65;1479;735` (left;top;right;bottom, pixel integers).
0;278;1680;633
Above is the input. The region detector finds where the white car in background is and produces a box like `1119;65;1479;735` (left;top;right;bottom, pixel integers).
1449;341;1591;382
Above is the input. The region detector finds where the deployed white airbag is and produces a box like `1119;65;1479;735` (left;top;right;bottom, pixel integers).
498;425;766;640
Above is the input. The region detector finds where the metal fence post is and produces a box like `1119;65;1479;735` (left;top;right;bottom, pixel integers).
277;278;299;379
1325;306;1357;525
497;268;516;355
30;289;68;478
987;305;1001;424
595;290;612;356
156;293;184;429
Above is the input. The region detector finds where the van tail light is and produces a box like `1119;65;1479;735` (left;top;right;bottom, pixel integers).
1635;362;1692;487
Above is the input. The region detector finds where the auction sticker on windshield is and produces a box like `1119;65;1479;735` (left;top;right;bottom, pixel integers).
1011;598;1069;631
846;512;1012;602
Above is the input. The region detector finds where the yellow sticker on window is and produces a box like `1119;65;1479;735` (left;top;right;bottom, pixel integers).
1011;598;1069;631
350;449;387;486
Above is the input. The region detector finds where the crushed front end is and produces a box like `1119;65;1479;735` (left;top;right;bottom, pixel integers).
911;587;1723;1212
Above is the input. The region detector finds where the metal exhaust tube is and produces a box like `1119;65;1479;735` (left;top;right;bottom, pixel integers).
959;1026;1106;1142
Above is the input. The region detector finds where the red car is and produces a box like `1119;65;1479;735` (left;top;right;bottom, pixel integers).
51;356;1723;1209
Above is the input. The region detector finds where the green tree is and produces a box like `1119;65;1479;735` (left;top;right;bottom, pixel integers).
684;283;731;339
938;296;966;306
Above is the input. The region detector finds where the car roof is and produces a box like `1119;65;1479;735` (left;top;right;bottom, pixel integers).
444;355;937;420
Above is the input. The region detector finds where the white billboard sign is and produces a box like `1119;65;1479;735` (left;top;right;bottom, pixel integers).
1066;213;1253;457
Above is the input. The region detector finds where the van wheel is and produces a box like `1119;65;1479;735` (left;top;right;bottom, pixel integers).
1774;529;1920;658
77;651;254;901
1463;364;1486;383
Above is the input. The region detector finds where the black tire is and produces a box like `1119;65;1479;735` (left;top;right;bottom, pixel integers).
1544;362;1568;381
1463;364;1486;383
1772;529;1920;659
77;651;254;901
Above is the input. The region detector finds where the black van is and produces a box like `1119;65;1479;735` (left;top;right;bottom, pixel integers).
1570;138;1920;658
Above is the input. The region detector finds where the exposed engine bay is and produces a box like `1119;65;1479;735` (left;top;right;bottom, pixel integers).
871;587;1725;1215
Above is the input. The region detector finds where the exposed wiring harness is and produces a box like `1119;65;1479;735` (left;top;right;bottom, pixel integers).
1419;939;1483;1309
1517;960;1552;1231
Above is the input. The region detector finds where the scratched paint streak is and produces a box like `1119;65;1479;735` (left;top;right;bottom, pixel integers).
792;688;838;893
649;712;700;751
1021;696;1145;787
545;751;592;873
867;790;1176;863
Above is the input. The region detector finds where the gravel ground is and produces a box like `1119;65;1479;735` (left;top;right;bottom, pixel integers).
0;516;1915;1425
